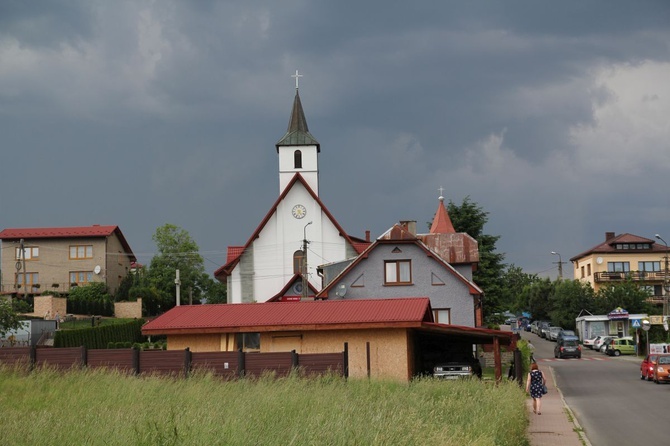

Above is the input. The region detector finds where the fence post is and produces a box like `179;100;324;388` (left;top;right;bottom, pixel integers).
237;349;245;378
81;345;88;369
132;347;140;376
513;348;523;386
29;345;37;371
366;342;371;379
343;342;349;379
184;347;192;379
291;349;298;369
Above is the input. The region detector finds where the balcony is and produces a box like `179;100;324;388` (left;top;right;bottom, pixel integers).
594;271;669;283
0;282;82;294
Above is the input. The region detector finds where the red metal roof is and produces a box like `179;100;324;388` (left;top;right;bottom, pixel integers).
142;297;433;335
0;225;118;239
0;225;136;261
429;198;456;234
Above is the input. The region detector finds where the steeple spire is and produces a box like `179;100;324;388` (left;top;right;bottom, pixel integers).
430;189;456;234
276;72;320;151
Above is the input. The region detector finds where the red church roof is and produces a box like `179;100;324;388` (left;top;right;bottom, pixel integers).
142;297;434;335
430;197;456;234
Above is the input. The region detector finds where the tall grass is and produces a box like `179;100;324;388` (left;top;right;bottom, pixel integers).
0;365;528;445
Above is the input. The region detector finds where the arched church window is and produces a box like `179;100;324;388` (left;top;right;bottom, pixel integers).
294;150;302;168
293;250;305;274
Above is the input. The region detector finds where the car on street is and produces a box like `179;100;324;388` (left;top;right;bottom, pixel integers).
529;321;542;334
641;354;660;380
548;326;563;341
654;355;670;384
583;336;598;349
594;335;614;352
505;317;517;326
554;338;582;359
556;329;576;343
605;337;636;356
539;322;552;339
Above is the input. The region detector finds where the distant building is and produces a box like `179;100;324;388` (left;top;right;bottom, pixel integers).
570;232;670;303
0;225;136;296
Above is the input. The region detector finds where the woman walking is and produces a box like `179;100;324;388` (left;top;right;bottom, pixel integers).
525;362;546;415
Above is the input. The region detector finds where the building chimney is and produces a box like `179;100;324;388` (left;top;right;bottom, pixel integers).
365;230;370;242
605;232;615;241
399;220;417;236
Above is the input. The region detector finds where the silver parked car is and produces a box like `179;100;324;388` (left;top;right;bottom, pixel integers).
548;327;563;341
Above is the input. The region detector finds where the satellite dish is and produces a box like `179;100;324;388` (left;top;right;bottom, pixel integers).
94;265;101;275
335;283;347;298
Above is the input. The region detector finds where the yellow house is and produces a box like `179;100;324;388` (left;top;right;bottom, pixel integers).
0;225;136;296
142;298;514;381
570;232;670;302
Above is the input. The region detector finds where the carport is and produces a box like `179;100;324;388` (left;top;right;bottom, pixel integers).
411;322;515;381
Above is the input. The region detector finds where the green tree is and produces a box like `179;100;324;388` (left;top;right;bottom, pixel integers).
201;275;227;304
499;264;539;313
595;281;653;315
144;224;222;314
447;196;506;322
524;278;556;322
0;299;22;337
549;280;595;330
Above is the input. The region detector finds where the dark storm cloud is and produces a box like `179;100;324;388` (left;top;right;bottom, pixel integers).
1;0;669;276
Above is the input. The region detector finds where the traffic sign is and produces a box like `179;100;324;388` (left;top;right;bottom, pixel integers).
631;319;641;328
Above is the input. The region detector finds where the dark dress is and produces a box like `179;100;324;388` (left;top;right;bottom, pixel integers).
529;369;544;399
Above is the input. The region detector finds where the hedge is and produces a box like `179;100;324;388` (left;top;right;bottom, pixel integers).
54;319;145;349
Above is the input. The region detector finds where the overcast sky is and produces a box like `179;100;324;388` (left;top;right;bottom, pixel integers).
1;1;669;279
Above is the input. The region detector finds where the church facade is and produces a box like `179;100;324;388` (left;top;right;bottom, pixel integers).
214;84;368;304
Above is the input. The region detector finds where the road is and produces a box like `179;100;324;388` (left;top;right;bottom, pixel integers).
521;330;670;445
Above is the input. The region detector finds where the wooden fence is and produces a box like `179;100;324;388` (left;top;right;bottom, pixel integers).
0;346;348;379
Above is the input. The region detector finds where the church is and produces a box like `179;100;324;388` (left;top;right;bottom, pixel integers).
214;74;369;303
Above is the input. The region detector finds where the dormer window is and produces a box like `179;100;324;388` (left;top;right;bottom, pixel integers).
614;243;650;250
294;150;302;169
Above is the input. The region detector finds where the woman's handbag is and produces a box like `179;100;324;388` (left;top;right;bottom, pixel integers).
542;384;548;394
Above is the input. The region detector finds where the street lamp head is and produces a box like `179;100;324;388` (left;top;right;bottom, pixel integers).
551;251;559;256
656;234;661;239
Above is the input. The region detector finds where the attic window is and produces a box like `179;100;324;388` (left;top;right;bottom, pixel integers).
294;150;302;168
615;243;650;250
384;260;412;285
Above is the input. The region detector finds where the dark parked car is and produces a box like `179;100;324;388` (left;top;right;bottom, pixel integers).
554;339;582;359
556;329;576;343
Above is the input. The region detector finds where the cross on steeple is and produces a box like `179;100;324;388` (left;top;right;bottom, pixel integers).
438;186;445;201
291;70;303;89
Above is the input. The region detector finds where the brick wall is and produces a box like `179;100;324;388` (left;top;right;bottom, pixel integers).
114;299;142;318
34;295;67;319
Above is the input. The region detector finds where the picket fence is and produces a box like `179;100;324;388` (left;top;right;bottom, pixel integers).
0;346;348;379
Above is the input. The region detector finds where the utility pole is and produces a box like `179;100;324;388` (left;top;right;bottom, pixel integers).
551;251;563;279
175;269;181;306
302;222;313;300
655;234;670;323
20;239;27;297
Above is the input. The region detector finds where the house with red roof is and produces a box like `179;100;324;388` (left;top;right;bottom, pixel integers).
0;225;136;296
142;297;514;381
214;82;369;304
570;231;670;302
314;195;484;327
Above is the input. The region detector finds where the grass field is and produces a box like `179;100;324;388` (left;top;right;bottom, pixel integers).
0;365;528;446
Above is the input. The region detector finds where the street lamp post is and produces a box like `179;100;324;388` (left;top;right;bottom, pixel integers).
302;221;313;300
655;234;670;322
551;251;563;279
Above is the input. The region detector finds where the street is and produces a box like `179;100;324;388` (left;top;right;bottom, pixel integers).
521;330;670;444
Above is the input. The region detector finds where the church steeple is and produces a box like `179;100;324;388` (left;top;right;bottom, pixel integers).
276;79;320;151
276;70;320;194
430;189;456;234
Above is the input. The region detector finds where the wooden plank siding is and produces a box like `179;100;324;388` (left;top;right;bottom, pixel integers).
191;351;239;379
87;348;137;373
35;347;85;370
